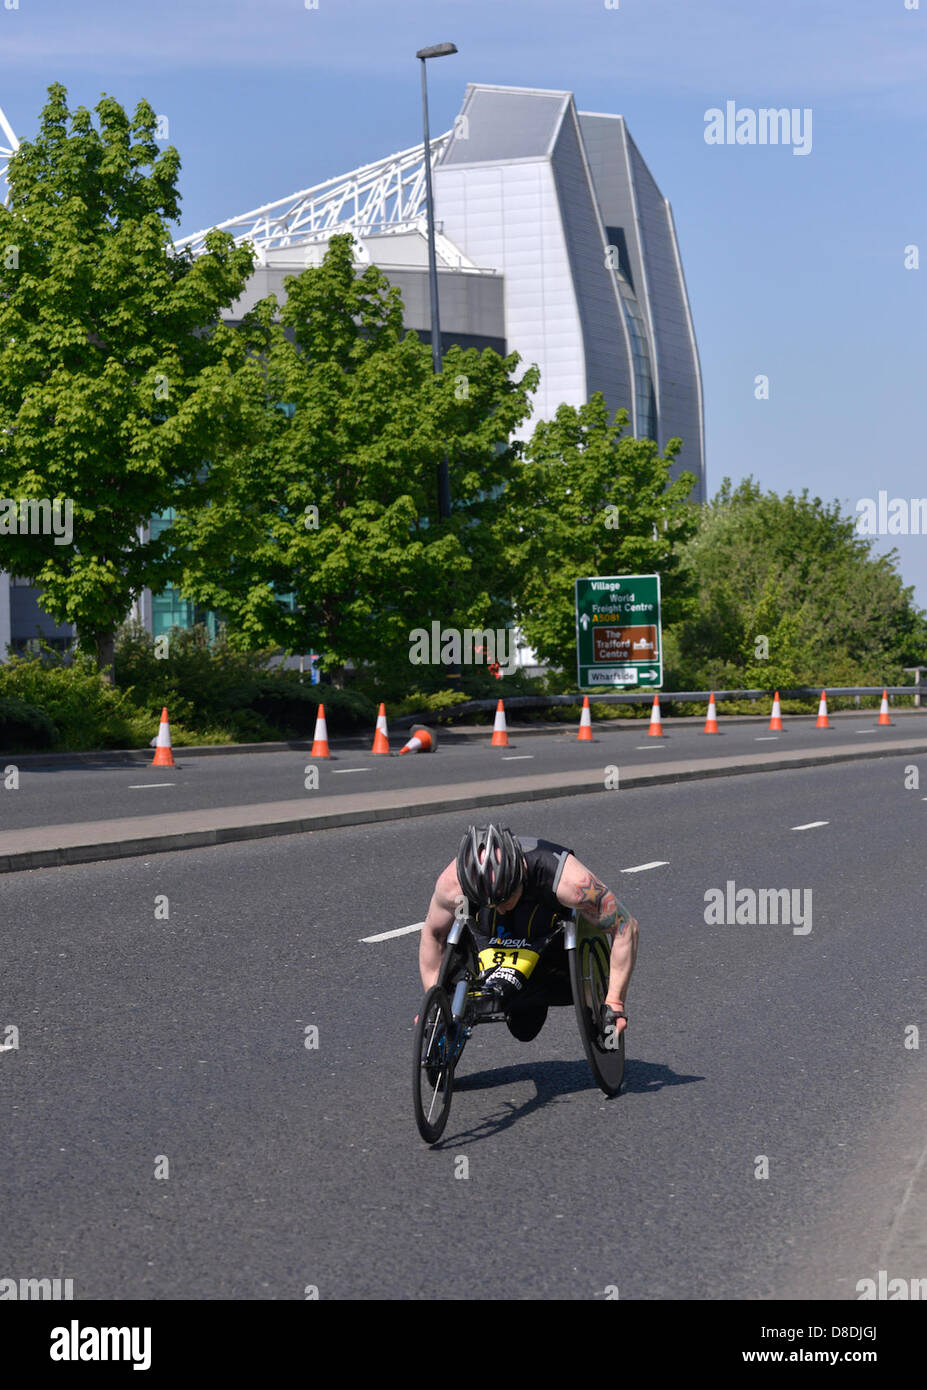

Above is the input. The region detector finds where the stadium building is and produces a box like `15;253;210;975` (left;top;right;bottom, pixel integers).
0;85;704;656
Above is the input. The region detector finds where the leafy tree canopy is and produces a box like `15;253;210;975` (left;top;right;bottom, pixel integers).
671;477;927;688
0;83;259;676
493;395;699;673
173;234;540;681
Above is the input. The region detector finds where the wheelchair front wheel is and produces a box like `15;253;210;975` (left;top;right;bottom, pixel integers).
413;985;455;1143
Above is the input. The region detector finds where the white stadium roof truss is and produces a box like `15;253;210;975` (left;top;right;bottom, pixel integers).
174;132;482;269
0;106;20;203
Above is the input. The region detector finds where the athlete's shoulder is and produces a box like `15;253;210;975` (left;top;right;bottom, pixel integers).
521;837;573;898
434;857;461;903
520;836;573;859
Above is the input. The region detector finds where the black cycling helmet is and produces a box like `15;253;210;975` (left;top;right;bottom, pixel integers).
456;824;526;906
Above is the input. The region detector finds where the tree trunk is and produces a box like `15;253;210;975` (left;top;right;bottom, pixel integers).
96;631;115;684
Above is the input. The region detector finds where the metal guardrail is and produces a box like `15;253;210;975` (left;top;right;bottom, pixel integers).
392;686;925;727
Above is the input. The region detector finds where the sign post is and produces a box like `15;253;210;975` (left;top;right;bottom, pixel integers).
575;574;662;688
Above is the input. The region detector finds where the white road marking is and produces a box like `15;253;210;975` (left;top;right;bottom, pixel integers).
855;730;879;735
128;782;175;788
634;745;667;750
502;754;534;760
332;767;367;774
362;921;425;943
791;821;829;831
754;736;778;741
620;860;669;873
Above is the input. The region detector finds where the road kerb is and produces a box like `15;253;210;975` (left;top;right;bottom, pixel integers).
3;736;927;874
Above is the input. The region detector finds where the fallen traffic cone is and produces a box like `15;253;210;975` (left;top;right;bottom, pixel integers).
490;699;509;747
310;704;331;758
399;724;437;754
577;696;594;741
647;694;664;737
877;689;892;726
151;706;175;766
769;691;784;731
703;693;719;734
371;702;391;754
815;690;830;729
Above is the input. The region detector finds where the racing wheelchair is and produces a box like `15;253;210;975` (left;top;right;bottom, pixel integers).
412;911;625;1143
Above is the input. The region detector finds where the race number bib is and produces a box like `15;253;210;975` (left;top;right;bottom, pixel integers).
477;946;541;981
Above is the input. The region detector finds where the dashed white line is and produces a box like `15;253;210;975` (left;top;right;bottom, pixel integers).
634;745;668;750
754;736;778;741
620;860;669;873
791;821;829;831
361;921;425;943
502;754;534;760
128;783;175;789
332;768;368;774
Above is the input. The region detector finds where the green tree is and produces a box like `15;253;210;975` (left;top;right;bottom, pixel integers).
493;395;699;672
673;477;927;688
172;234;539;682
0;84;259;678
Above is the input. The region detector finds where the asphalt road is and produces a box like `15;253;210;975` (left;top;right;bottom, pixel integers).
2;753;924;1298
2;712;926;833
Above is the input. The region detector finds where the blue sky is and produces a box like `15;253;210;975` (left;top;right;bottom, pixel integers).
3;0;927;609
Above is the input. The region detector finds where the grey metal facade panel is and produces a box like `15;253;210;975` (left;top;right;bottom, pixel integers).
577;114;648;299
550;108;634;424
223;264;506;343
378;267;506;340
579;112;704;499
440;86;569;165
624;135;704;498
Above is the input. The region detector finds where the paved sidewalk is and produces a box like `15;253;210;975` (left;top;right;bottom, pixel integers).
3;733;927;873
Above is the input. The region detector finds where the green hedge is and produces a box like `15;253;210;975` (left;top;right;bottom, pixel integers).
0;653;153;751
114;623;376;738
0;694;60;752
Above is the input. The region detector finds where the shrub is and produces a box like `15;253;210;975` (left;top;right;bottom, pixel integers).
0;694;59;751
0;652;152;750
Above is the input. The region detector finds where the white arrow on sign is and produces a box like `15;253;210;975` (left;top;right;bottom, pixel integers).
580;613;590;631
640;669;658;679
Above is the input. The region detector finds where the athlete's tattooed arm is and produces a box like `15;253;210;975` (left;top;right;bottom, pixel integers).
569;871;631;934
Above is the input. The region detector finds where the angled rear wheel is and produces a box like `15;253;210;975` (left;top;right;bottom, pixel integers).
569;932;624;1096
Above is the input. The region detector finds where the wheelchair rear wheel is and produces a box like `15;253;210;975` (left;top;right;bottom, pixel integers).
568;932;625;1096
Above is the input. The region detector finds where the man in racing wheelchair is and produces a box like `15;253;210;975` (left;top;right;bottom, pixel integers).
419;824;638;1042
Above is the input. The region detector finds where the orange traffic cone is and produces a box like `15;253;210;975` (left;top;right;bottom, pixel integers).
769;691;784;731
703;693;719;734
371;703;390;754
490;699;509;747
815;690;830;729
151;706;175;766
310;704;331;758
647;694;663;737
577;696;594;741
399;724;437;754
877;689;892;726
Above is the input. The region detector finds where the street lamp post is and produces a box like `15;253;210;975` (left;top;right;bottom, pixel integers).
416;42;456;523
417;41;461;690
